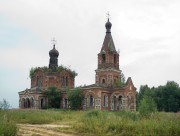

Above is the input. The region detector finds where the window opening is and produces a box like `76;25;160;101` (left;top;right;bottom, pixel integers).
66;77;68;86
41;98;44;108
103;95;108;107
114;54;117;64
102;79;105;84
90;95;93;107
102;54;106;63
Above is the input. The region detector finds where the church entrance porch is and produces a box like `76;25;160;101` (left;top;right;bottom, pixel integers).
20;97;35;109
110;95;124;111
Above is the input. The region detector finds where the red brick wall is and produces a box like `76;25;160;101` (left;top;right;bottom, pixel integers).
31;69;74;90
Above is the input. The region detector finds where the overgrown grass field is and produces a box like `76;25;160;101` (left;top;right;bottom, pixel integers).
0;109;180;136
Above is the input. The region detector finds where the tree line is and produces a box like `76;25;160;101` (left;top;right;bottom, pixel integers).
136;81;180;112
1;81;179;113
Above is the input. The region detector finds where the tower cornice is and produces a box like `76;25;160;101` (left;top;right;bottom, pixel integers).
95;68;121;73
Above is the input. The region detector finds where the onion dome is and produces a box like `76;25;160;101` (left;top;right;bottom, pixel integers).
49;44;59;57
105;18;112;33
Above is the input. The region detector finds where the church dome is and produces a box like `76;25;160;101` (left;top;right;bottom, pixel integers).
105;19;112;33
105;19;112;29
49;44;59;57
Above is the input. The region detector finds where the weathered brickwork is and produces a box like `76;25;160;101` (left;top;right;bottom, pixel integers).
30;69;74;90
82;78;136;111
19;45;75;109
18;18;136;111
82;18;136;111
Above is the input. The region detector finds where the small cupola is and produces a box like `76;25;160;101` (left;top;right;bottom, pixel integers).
49;44;59;71
49;44;59;57
105;18;112;33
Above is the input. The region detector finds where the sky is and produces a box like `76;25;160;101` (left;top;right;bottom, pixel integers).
0;0;180;108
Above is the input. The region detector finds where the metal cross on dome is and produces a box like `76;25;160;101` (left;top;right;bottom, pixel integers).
51;37;57;45
106;12;111;20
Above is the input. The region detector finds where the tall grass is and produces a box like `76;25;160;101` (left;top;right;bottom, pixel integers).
0;109;180;136
4;109;81;124
74;110;180;136
0;110;17;136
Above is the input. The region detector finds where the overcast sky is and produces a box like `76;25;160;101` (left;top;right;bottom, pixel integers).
0;0;180;108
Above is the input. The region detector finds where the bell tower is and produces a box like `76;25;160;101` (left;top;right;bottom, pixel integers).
95;17;121;86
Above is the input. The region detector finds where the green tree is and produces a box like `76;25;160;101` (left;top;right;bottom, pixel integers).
120;72;126;84
0;99;10;110
167;95;179;112
162;81;180;112
136;85;150;110
114;71;126;87
67;88;83;110
138;96;157;117
153;86;164;111
176;88;180;111
44;87;61;109
137;81;180;112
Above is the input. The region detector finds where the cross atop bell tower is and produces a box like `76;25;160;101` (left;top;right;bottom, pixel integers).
106;12;110;20
51;37;57;45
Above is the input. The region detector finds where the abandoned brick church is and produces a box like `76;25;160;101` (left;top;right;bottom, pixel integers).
19;18;136;111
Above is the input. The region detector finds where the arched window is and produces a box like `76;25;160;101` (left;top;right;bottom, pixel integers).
64;98;68;108
103;95;108;107
114;54;117;64
113;96;117;110
90;95;94;107
118;96;122;110
118;96;122;104
26;98;30;108
102;54;106;63
22;98;25;109
66;77;68;86
62;76;65;86
102;79;105;84
40;98;44;109
37;76;42;88
62;76;68;87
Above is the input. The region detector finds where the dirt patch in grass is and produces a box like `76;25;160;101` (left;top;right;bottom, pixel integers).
17;124;77;136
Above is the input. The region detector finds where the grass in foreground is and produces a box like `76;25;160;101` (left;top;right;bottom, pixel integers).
74;110;180;136
0;109;180;136
0;110;17;136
